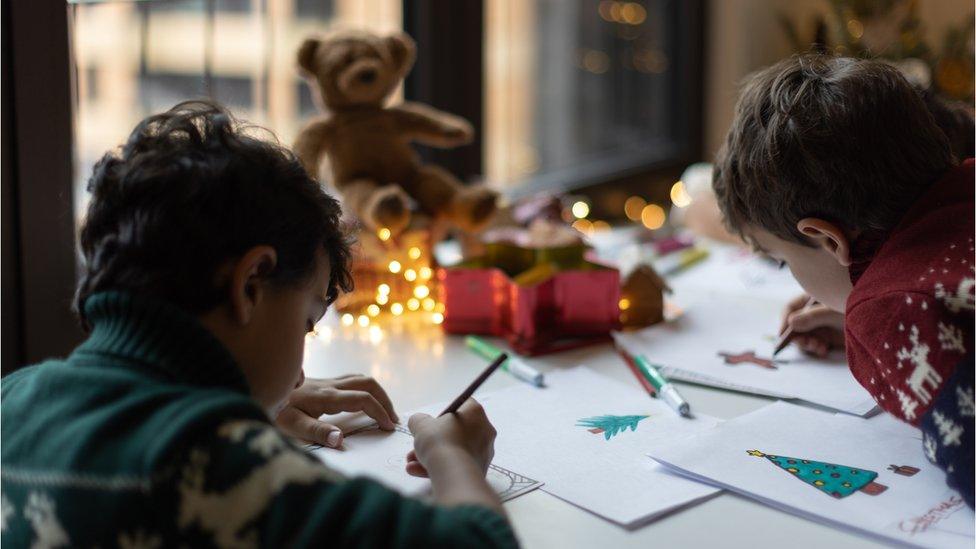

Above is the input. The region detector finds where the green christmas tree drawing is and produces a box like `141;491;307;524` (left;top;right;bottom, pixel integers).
748;450;888;499
576;415;649;440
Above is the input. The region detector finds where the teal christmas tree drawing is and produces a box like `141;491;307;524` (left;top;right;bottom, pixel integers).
748;450;888;498
576;415;649;440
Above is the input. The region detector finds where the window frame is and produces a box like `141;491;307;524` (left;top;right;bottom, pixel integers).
406;0;706;218
2;1;82;372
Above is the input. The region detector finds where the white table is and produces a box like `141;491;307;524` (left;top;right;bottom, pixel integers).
302;242;888;548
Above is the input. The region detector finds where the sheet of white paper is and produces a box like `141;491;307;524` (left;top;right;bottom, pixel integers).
614;294;877;415
667;242;804;302
466;366;722;527
651;401;974;549
309;416;542;503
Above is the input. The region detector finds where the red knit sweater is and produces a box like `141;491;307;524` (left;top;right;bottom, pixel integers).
845;159;975;425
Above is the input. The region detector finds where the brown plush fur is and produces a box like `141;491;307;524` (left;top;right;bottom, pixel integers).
294;30;498;235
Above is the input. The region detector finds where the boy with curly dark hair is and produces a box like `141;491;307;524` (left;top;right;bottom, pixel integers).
1;101;517;547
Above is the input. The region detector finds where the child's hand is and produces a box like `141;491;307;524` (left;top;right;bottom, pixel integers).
781;294;846;357
404;399;496;478
275;375;399;448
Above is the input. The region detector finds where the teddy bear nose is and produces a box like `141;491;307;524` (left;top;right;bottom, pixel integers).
357;69;377;84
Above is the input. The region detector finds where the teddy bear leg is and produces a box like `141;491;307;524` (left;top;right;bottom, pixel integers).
341;178;411;235
410;165;498;233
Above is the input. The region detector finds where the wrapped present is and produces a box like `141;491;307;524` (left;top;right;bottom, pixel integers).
439;240;622;355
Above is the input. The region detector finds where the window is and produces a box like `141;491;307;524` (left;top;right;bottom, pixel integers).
70;0;401;226
72;0;701;220
485;0;703;200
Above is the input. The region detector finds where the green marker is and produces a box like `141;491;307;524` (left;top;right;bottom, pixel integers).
465;336;545;387
632;355;691;417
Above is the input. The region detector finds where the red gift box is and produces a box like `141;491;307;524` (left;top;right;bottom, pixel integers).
438;242;621;355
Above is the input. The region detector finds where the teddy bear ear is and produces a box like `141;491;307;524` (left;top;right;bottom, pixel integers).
297;38;321;73
385;32;416;73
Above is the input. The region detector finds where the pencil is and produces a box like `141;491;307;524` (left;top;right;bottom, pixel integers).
772;296;817;357
439;352;508;416
615;345;657;396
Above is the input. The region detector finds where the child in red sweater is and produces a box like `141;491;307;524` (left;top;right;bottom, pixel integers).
712;54;974;506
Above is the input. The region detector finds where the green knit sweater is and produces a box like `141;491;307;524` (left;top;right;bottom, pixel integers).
1;292;518;548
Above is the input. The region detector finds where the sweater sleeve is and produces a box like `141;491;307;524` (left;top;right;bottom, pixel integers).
161;419;519;548
845;291;967;425
918;358;974;508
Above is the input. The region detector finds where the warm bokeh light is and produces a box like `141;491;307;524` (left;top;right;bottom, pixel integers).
391;303;404;316
377;227;391;241
592;220;611;232
641;203;666;230
376;293;389;305
388;260;402;274
341;313;355;326
620;2;646;25
670;181;692;208
581;50;610;74
571;219;593;235
619;298;631;310
624;196;646;221
422;298;436;311
377;283;391;295
408;247;422;260
404;269;417;282
367;304;381;317
413;285;430;299
432;312;445;324
407;298;420;311
357;315;370;327
571;200;590;219
419;266;433;280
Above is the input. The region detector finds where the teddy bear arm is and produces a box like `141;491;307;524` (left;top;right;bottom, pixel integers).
293;116;336;177
391;103;474;148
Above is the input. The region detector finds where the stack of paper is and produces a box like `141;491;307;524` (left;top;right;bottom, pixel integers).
651;401;974;548
310;415;542;503
614;294;877;415
472;366;723;527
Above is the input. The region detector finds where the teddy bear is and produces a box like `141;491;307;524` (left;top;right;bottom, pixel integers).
294;30;498;236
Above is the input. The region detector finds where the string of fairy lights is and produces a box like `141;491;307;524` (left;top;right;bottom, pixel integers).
336;233;446;333
315;178;694;339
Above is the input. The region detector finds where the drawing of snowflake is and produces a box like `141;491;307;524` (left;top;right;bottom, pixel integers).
934;278;975;313
0;494;13;533
897;325;942;404
923;434;938;462
932;411;963;447
897;389;919;421
957;386;974;418
937;322;966;353
24;492;69;548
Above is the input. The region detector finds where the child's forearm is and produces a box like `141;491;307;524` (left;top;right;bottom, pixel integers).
425;446;506;515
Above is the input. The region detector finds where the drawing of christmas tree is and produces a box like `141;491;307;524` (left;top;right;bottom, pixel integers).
576;415;649;440
748;450;888;498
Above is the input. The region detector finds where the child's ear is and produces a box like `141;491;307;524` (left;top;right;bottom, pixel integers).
228;245;278;325
797;218;852;267
385;32;416;74
297;38;321;74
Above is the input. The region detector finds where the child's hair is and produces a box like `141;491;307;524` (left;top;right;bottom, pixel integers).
713;54;954;246
919;89;975;161
74;100;353;329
